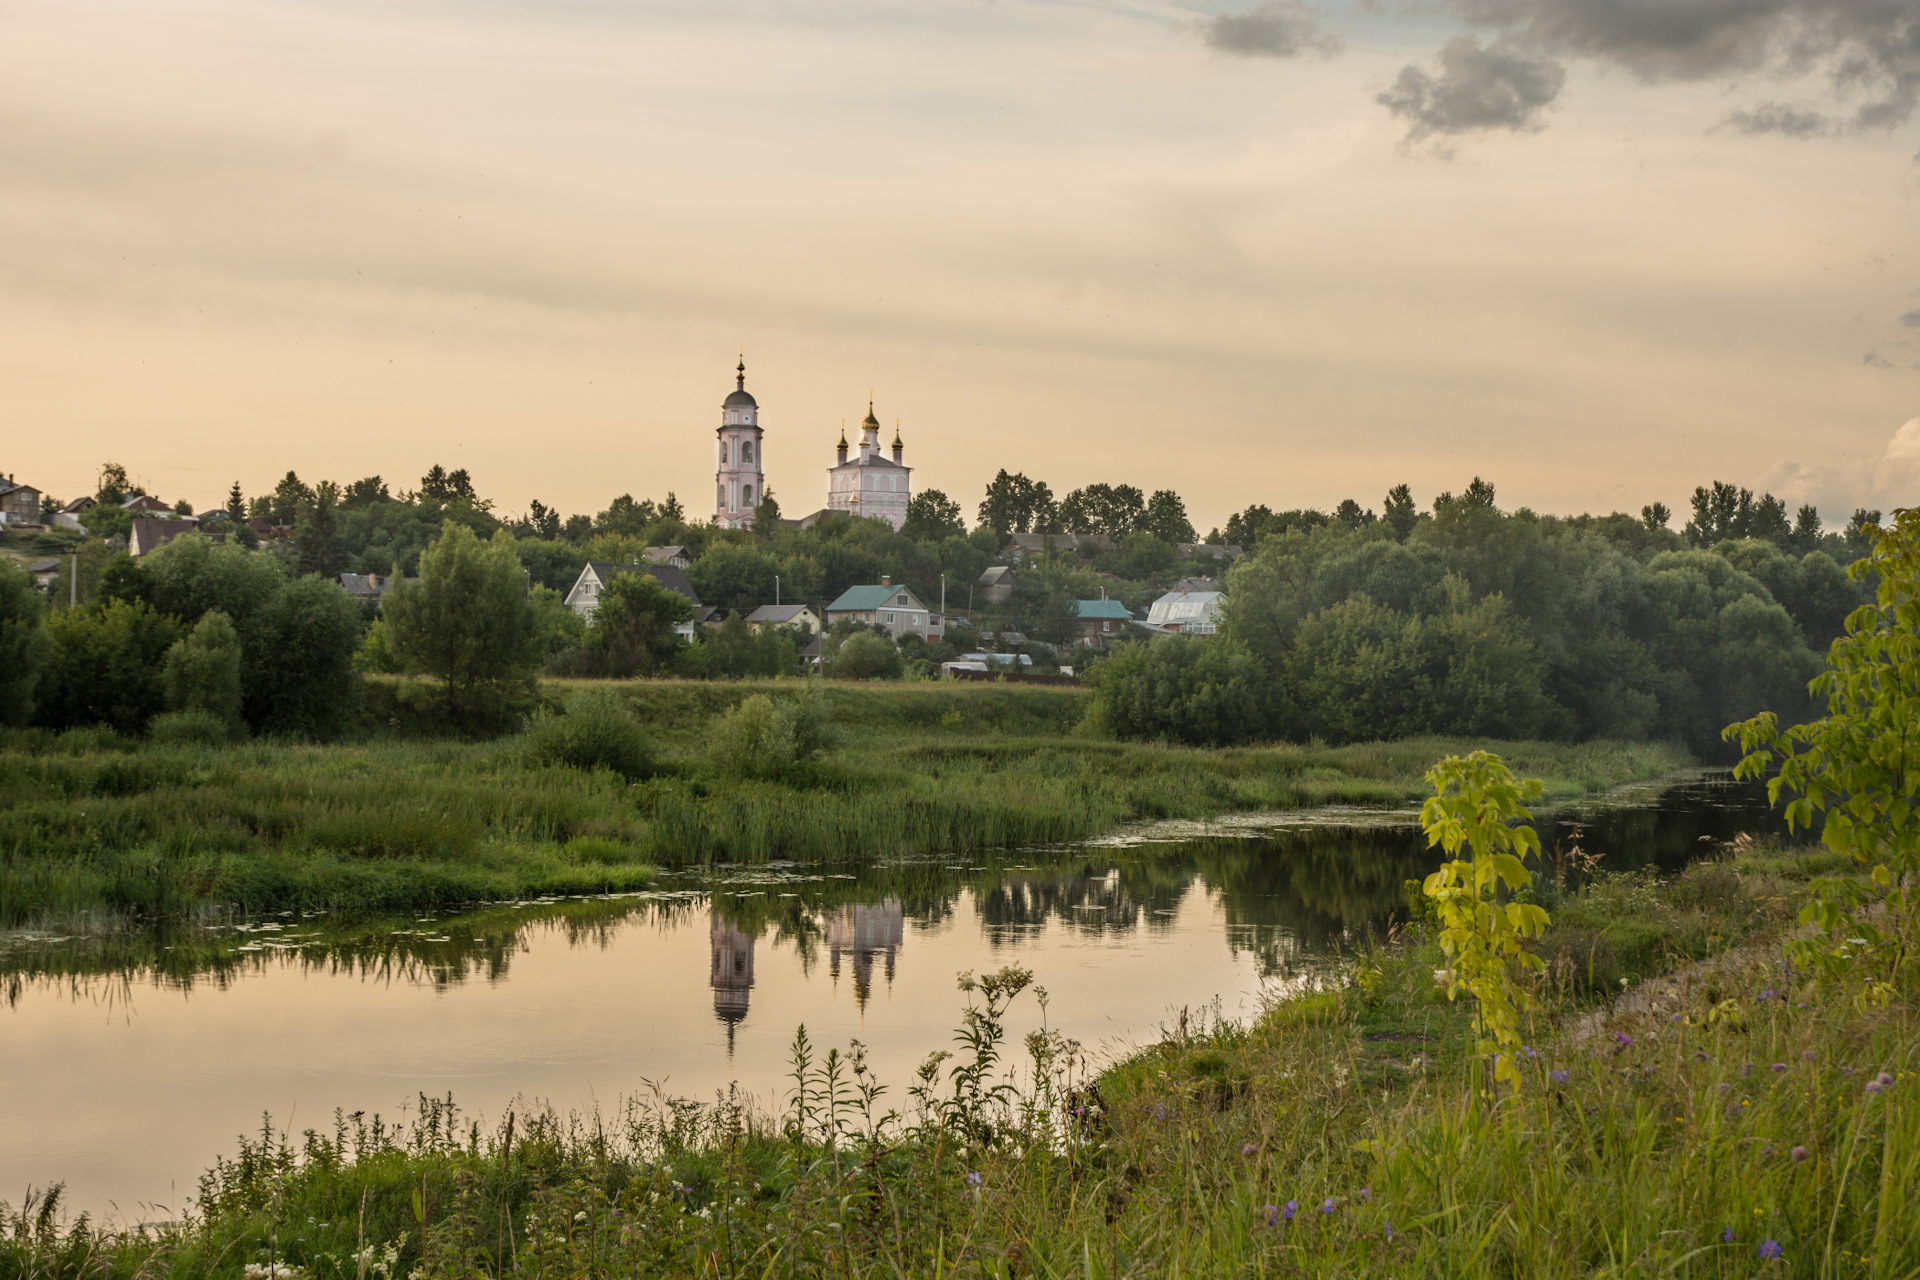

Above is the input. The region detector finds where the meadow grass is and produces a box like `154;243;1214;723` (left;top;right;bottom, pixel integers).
0;679;1691;924
4;840;1909;1279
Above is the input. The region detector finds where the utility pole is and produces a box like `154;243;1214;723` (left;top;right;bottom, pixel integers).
775;575;781;607
70;552;78;608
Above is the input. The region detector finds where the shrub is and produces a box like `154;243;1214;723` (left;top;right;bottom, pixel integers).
0;559;44;727
242;576;363;739
163;610;244;733
708;687;836;778
830;631;903;680
1084;635;1277;746
148;709;235;746
36;598;180;735
523;688;657;779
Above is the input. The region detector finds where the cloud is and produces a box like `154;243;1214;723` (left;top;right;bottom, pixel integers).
1900;309;1920;327
1377;36;1566;144
1724;101;1831;135
1763;417;1920;514
1863;350;1896;367
1422;0;1920;133
1204;3;1338;59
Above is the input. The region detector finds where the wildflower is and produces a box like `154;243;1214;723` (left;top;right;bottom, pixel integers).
1875;1071;1894;1087
1801;1050;1815;1062
1722;1228;1735;1243
1615;1032;1634;1047
1358;1187;1373;1202
1242;1142;1258;1157
1761;1145;1775;1157
1743;1062;1755;1076
1319;1199;1336;1216
1772;1063;1789;1073
1718;1082;1731;1094
1866;1080;1885;1095
1385;1222;1395;1241
1283;1200;1297;1221
1154;1103;1166;1120
1759;989;1775;1000
1523;1046;1538;1059
1262;1205;1279;1228
1790;1146;1809;1162
1759;1240;1783;1260
965;1172;982;1188
1550;1070;1569;1084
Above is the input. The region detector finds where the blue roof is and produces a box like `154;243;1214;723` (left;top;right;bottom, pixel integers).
1073;599;1132;620
826;584;922;612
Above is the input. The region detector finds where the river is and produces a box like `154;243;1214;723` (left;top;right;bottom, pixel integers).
0;772;1796;1221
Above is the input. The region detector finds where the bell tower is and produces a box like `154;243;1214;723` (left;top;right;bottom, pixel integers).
714;355;765;529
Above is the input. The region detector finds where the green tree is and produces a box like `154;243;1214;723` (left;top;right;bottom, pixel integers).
689;543;780;615
96;461;136;506
1143;490;1196;543
1641;501;1671;533
1084;635;1277;747
37;599;180;735
96;554;153;609
163;610;244;733
242;576;363;737
753;489;783;537
342;476;390;509
295;480;346;578
0;561;45;726
267;471;315;526
902;489;966;542
707;611;758;678
708;687;835;778
580;572;696;677
143;533;287;629
382;525;544;722
1383;484;1419;542
977;470;1057;535
1059;483;1147;536
225;481;247;520
1728;506;1920;997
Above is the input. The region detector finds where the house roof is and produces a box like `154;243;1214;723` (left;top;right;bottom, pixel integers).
0;478;38;498
826;583;924;613
26;559;61;574
1073;599;1132;621
1002;532;1111;554
122;495;172;512
977;566;1015;585
642;545;688;562
581;561;702;605
130;518;198;557
746;604;815;624
62;497;96;513
1147;590;1225;623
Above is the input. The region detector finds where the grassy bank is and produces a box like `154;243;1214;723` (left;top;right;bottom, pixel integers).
0;680;1689;923
5;840;1909;1278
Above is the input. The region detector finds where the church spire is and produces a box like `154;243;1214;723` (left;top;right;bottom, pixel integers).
736;352;746;392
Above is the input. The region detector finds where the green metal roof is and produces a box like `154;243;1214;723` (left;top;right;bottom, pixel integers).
1073;599;1133;620
826;584;922;612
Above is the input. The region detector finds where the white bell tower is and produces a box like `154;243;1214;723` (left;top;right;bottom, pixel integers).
714;356;765;529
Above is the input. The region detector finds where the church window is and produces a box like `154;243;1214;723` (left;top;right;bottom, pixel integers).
743;485;753;506
717;484;725;508
743;442;754;464
720;442;729;465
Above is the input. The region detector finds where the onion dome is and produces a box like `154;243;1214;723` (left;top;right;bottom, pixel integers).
723;356;757;408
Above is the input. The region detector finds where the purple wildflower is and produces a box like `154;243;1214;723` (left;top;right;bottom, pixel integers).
1614;1032;1634;1048
1722;1228;1735;1243
1357;1187;1373;1202
1523;1046;1538;1059
965;1172;982;1187
1743;1062;1755;1076
1319;1199;1336;1216
1718;1082;1731;1095
1772;1063;1789;1073
1694;1050;1708;1061
1550;1069;1570;1084
1801;1049;1815;1062
1866;1080;1885;1095
1761;1145;1775;1157
1283;1200;1297;1221
1876;1071;1894;1087
1759;1240;1783;1260
1262;1205;1279;1228
1791;1146;1809;1162
1384;1222;1394;1241
1759;989;1776;1000
1153;1103;1166;1120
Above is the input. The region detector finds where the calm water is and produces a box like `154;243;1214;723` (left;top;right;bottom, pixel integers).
0;773;1795;1220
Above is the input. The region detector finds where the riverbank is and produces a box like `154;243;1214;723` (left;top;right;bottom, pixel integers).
0;681;1690;923
4;838;1905;1278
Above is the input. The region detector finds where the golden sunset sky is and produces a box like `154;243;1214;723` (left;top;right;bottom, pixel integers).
5;0;1918;531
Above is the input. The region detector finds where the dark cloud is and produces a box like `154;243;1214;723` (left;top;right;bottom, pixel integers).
1205;3;1338;58
1901;309;1920;327
1864;350;1897;367
1435;0;1920;130
1377;36;1566;143
1724;101;1831;134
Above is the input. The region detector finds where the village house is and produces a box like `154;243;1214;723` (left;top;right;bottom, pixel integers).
564;561;704;640
131;518;200;557
121;494;175;515
999;532;1111;562
27;559;62;589
0;476;44;527
824;579;943;642
745;603;821;634
975;565;1016;604
644;546;692;569
1145;588;1225;635
1071;598;1134;647
339;573;401;600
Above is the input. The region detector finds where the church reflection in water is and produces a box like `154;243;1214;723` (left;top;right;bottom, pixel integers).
709;914;756;1050
822;899;904;1008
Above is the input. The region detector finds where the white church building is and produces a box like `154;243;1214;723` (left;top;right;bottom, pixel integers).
713;357;764;530
826;401;912;531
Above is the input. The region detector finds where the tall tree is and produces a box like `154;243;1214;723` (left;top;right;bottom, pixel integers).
581;571;696;677
977;470;1057;534
1143;490;1196;543
342;476;391;509
226;481;246;520
1059;483;1147;537
295;480;346;578
382;525;544;723
902;489;965;542
268;471;315;526
1383;484;1419;542
1641;502;1671;533
0;561;44;727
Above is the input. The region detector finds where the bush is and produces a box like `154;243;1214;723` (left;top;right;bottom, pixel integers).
1084;635;1277;747
243;576;364;739
148;708;235;746
163;610;245;733
708;687;836;778
36;599;180;735
830;631;903;680
0;559;43;727
523;688;657;778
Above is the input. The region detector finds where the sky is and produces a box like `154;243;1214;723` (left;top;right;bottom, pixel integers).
4;0;1918;534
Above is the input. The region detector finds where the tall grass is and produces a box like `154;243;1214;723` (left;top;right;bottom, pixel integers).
0;687;1692;924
